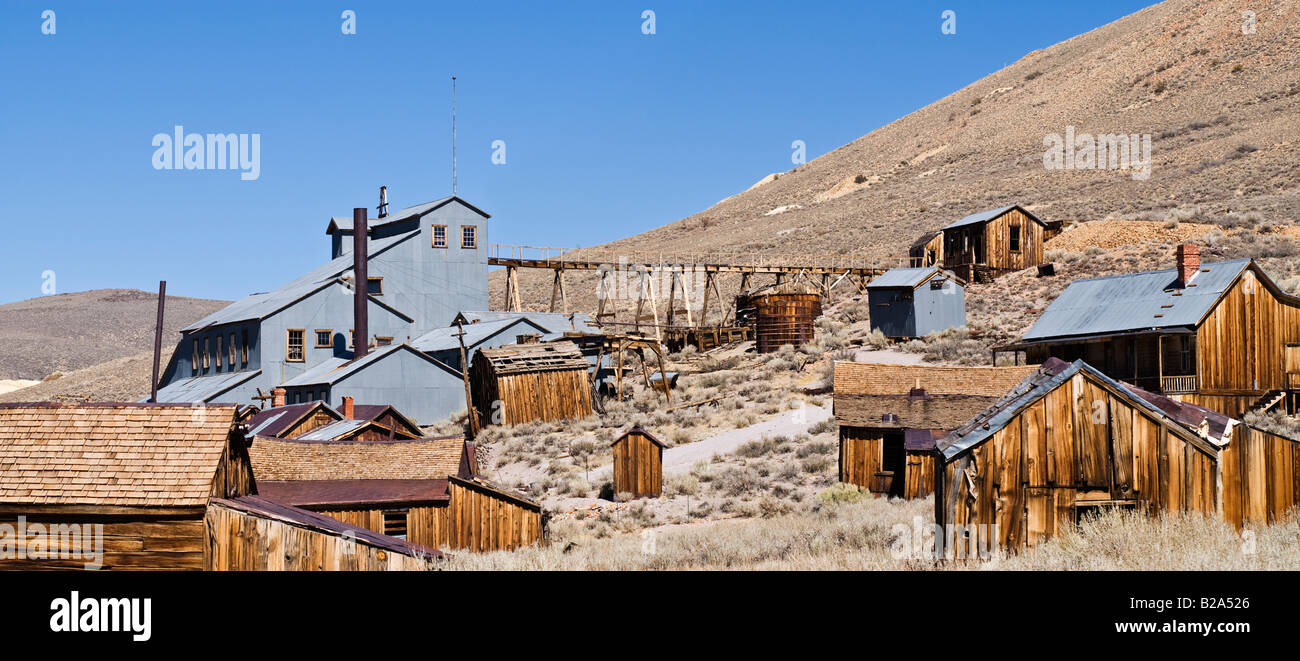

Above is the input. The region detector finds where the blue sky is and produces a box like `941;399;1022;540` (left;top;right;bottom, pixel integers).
0;0;1156;304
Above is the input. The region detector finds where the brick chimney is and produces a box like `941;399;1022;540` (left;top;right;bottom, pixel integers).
1176;244;1201;288
271;387;286;407
341;396;355;420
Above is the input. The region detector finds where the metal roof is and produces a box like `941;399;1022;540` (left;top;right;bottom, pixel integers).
280;344;456;387
454;311;598;333
293;419;369;441
151;369;262;404
182;230;418;332
942;204;1045;230
325;196;491;234
937;358;1233;461
1020;259;1252;341
411;317;548;353
867;267;954;289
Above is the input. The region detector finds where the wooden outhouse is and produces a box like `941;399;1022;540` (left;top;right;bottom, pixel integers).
940;204;1050;283
249;434;544;552
1000;246;1300;417
834;362;1037;498
611;426;665;499
0;402;435;570
470;340;593;426
865;267;967;339
933;358;1300;557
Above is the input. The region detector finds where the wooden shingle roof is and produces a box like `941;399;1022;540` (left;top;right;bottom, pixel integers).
833;362;1037;398
478;341;589;375
0;402;238;507
248;435;468;481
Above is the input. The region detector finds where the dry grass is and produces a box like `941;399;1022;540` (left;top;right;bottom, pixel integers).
442;495;1300;571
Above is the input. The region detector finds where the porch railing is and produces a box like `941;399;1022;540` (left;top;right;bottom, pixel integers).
1161;375;1199;395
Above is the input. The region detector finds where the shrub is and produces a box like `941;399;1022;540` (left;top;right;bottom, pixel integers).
816;483;868;505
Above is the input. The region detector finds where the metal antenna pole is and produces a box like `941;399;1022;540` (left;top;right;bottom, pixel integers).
451;74;457;196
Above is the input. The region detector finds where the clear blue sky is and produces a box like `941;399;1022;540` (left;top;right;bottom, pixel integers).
0;0;1156;304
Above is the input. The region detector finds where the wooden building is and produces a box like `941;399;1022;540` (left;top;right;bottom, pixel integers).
865;267;967;339
834;362;1037;498
908;231;943;268
939;205;1050;283
611;426;664;499
470;340;593;427
0;402;435;570
999;246;1300;417
245;397;424;442
933;358;1300;557
248;434;544;552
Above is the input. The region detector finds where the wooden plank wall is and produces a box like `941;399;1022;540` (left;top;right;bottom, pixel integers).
839;427;884;491
938;371;1225;555
902;451;935;499
612;432;663;498
1198;270;1300;395
316;490;543;553
0;513;207;570
1219;426;1300;528
204;505;434;571
982;208;1044;272
475;363;593;427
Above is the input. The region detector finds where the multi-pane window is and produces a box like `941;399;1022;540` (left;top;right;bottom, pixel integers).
1009;224;1022;252
461;225;477;249
287;330;305;362
432;225;447;248
316;330;333;348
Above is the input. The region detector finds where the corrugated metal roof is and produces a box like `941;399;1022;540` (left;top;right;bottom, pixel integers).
326;196;491;233
941;204;1045;230
411;317;548;352
152;369;262;403
182;230;418;332
1020;259;1251;341
455;311;598;333
293;419;369;440
280;344;455;387
867;267;943;289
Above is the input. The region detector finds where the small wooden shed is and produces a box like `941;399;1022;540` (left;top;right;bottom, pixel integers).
611;426;665;499
934;358;1300;557
470;340;593;427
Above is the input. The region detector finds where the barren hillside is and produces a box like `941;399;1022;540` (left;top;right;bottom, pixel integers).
493;0;1300;310
0;289;229;381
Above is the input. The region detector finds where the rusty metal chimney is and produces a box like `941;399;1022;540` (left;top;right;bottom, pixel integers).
1176;244;1201;288
353;207;369;360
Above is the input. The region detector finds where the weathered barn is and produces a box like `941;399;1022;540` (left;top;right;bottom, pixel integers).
0;402;436;570
248;434;543;552
939;204;1050;283
933;358;1300;557
611;426;664;499
908;231;943;267
834;362;1037;498
470;341;594;426
1000;246;1300;417
865;267;967;339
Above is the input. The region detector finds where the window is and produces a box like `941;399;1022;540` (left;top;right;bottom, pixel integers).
286;329;305;362
215;335;224;371
1009;224;1022;252
348;329;354;349
461;225;477;249
927;249;936;264
292;391;301;404
1180;336;1193;373
431;225;447;248
375;336;393;347
191;339;199;375
315;329;333;348
240;329;249;367
202;338;210;371
320;389;328;401
383;510;409;539
367;277;383;295
930;279;946;291
228;333;236;369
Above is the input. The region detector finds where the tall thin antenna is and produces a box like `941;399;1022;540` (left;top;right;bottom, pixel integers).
451;74;457;196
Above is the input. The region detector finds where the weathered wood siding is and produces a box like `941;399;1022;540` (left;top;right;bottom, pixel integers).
472;359;593;426
205;504;434;570
612;431;663;498
1219;426;1300;528
936;370;1223;555
0;511;207;570
903;451;935;499
942;208;1044;276
1198;270;1300;396
838;426;934;498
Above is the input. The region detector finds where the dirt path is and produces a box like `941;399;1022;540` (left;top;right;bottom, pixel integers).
589;403;832;482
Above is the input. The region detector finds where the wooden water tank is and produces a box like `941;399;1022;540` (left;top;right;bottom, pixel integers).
748;282;823;353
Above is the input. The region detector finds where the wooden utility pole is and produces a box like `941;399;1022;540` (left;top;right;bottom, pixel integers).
149;280;166;403
455;322;481;437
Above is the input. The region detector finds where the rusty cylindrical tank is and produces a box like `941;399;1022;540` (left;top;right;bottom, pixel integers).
750;282;823;353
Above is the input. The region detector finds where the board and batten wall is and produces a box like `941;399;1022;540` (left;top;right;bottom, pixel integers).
612;430;663;498
838;426;934;499
473;360;593;426
1196;268;1300;403
205;504;435;570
